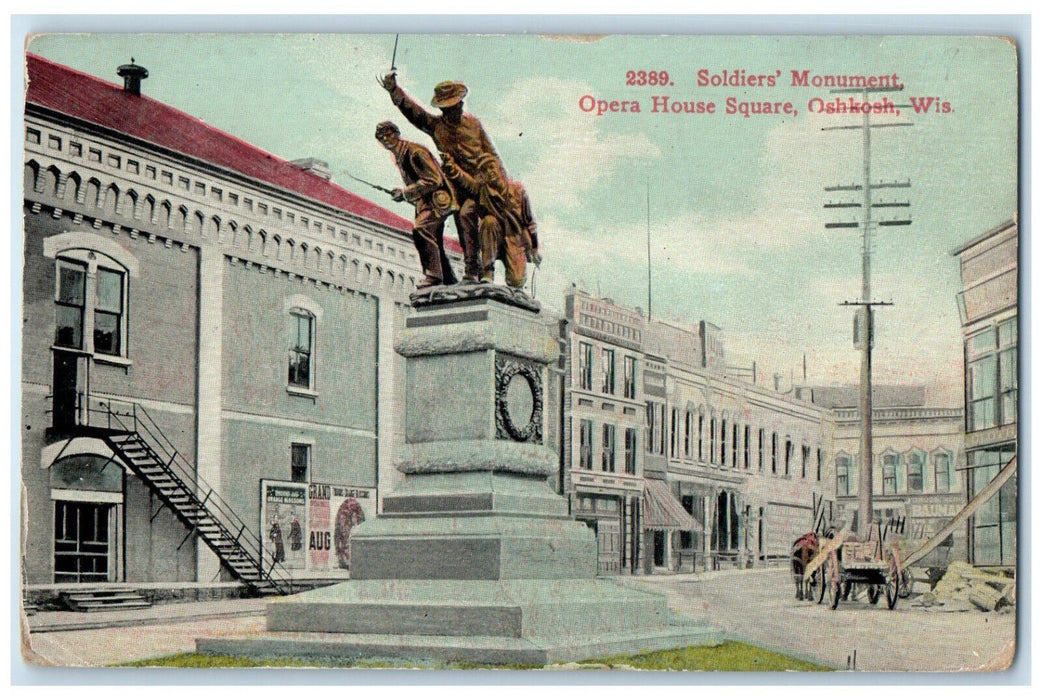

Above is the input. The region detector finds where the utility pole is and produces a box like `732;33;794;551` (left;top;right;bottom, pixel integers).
823;85;912;538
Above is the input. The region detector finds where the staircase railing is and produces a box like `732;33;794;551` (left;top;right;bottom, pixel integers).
81;394;294;595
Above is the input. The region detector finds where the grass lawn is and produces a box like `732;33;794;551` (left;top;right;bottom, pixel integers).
120;641;833;671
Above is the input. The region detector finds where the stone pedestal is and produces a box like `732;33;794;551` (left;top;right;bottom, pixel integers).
197;293;719;665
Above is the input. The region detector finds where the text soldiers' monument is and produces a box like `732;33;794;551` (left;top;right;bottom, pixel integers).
197;71;715;666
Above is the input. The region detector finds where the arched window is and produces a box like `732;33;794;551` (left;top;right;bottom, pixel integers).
881;452;900;495
907;450;926;493
45;234;137;358
835;453;852;496
933;451;954;493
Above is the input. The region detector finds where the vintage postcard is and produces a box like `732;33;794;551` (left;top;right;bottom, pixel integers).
19;31;1019;674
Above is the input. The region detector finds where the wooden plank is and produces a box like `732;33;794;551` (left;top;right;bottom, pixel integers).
802;529;847;582
903;455;1017;568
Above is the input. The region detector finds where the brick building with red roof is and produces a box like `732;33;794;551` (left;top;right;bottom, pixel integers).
21;53;457;592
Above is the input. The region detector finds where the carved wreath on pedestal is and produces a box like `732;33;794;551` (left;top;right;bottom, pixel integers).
495;356;543;444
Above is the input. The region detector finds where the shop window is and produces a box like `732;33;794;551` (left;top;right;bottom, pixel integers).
291;444;310;483
288;310;315;389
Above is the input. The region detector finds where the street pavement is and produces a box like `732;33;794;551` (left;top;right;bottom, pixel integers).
20;567;1016;672
622;566;1017;672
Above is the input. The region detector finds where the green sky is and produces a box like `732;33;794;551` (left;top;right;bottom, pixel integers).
27;33;1018;402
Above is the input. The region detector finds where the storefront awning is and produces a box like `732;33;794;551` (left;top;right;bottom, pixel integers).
643;479;702;531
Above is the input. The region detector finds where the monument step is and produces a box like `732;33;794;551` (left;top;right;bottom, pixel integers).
197;624;724;667
265;579;682;639
350;515;596;580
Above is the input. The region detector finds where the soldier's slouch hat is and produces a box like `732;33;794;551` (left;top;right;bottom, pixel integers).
431;81;468;108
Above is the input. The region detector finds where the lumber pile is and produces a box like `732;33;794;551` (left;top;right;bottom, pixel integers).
911;561;1015;613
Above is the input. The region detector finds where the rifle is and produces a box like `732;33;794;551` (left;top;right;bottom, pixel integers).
345;172;397;197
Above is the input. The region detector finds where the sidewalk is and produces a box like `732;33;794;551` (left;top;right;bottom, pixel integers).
24;596;269;633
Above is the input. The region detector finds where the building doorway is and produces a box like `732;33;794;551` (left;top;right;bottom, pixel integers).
53;500;115;583
52;350;79;429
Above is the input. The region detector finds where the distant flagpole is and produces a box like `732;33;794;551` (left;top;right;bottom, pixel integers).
646;178;652;320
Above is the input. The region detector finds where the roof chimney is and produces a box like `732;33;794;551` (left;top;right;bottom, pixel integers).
117;58;148;96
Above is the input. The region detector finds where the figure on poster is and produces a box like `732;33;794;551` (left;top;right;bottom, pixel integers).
441;152;541;289
268;516;285;564
289;514;303;552
334;498;366;570
381;72;505;284
375;121;459;288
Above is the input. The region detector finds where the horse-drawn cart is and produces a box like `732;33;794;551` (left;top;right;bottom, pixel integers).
824;533;903;610
798;521;904;610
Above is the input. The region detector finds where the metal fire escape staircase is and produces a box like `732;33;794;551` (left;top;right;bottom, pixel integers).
56;395;294;596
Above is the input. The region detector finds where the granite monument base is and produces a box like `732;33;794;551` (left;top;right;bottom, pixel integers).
196;295;721;666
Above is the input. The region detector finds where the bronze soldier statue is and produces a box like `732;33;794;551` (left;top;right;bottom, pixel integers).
375;121;458;288
442;153;541;289
381;73;503;284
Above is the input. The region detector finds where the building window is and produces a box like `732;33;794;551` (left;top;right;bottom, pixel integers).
817;448;823;481
934;452;953;493
771;433;778;474
579;419;593;469
94;268;125;355
55;259;87;349
55;256;128;357
291;444;310;483
601;348;615;394
684;410;692;458
907;450;925;493
623;356;637;399
784;438;792;476
759;429;765;471
744;425;751;469
710;418;717;464
670;408;679;459
602;424;616;472
698;412;704;461
720;419;727;466
288;310;315;389
998;319;1017;425
801;445;810;479
836;455;851;497
882;453;899;495
645;403;654;453
732;424;739;468
624;428;638;474
658;404;666;455
578;341;593;391
967;320;1017;431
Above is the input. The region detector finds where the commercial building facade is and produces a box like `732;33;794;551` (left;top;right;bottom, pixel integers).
559;289;834;574
953;220;1018;567
22;54;460;588
801;385;966;565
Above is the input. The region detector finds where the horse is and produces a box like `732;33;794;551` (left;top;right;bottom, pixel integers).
790;531;820;601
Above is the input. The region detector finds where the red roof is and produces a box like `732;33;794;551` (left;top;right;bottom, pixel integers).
25;53;464;254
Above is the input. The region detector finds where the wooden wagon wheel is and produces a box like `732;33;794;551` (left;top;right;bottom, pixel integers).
828;553;842;610
885;550;900;610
